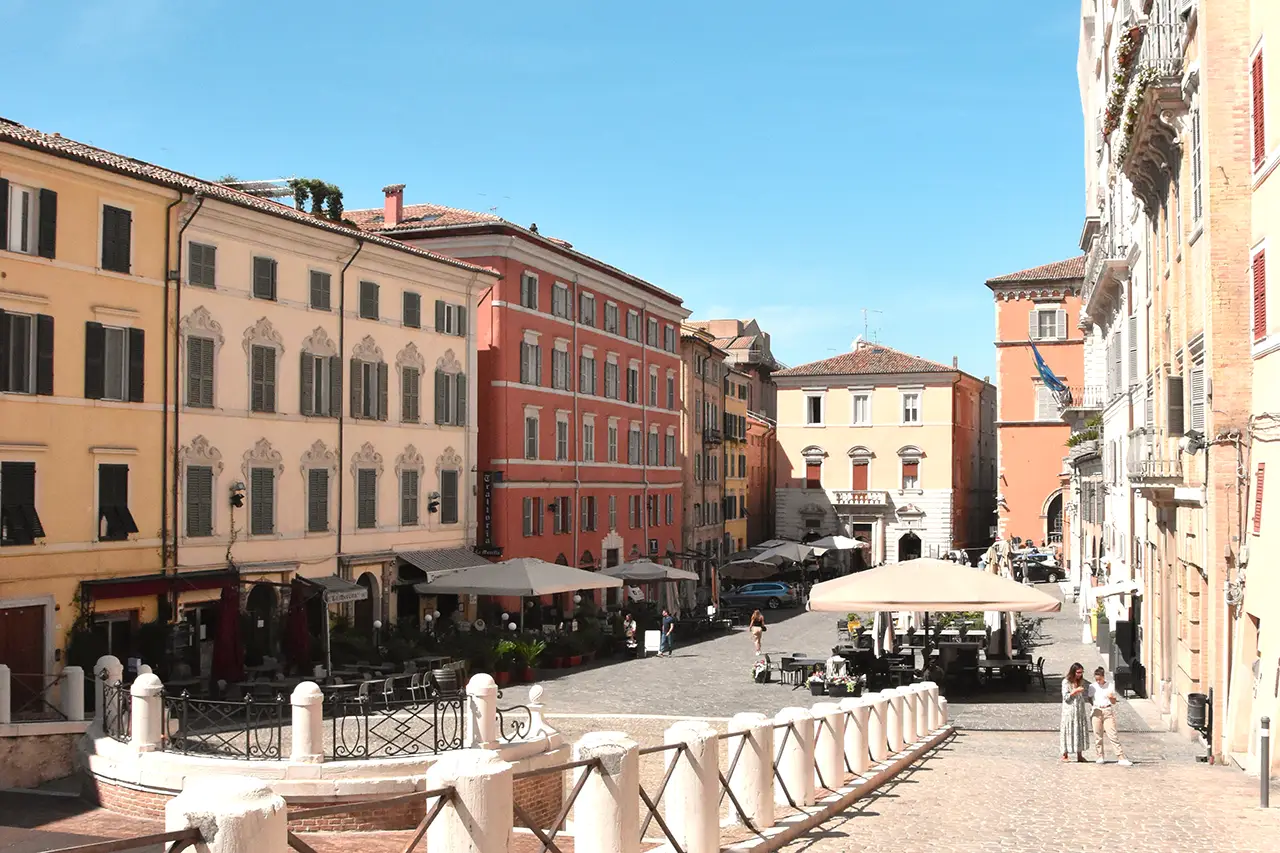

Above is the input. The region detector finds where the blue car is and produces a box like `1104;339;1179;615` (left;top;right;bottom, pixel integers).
721;581;799;610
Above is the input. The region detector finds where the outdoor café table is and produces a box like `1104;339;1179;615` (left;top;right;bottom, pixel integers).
977;657;1033;688
788;657;827;689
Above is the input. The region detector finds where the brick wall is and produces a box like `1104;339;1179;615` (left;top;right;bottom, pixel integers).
87;764;566;832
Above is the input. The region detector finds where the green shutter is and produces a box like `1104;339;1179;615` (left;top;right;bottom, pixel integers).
434;370;447;424
350;359;363;419
454;372;467;426
251;467;274;534
186;466;213;537
440;470;458;524
456;305;467;337
435;300;446;331
357;468;377;529
127;328;145;403
328;355;342;418
377;361;388;421
300;352;314;416
35;314;54;396
308;468;328;533
84;322;106;399
37;189;57;259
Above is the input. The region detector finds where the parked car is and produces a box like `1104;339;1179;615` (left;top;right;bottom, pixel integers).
720;581;799;610
1014;552;1062;584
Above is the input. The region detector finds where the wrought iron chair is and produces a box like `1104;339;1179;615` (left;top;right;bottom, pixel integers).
1034;657;1048;691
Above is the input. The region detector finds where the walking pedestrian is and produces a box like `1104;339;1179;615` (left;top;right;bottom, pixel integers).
1060;662;1090;762
659;609;675;657
749;609;766;654
1088;666;1131;765
622;611;637;657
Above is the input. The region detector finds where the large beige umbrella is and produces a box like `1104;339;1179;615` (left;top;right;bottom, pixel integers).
809;558;1061;613
412;557;622;596
719;559;779;581
602;561;698;582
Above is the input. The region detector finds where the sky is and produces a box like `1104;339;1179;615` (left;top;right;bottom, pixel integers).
1;0;1086;381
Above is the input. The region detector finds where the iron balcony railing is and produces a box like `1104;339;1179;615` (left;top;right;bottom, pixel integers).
1056;385;1106;413
703;428;723;446
1134;3;1186;79
1082;224;1129;311
1127;427;1184;481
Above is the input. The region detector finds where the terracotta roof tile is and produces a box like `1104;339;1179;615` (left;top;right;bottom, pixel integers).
985;256;1085;284
345;202;500;231
774;342;953;378
0;119;498;278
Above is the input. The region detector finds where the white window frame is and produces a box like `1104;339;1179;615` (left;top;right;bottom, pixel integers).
1028;307;1067;341
101;325;131;402
900;454;922;491
1033;380;1058;422
555;412;570;461
805;392;824;426
552;282;571;319
900;390;921;425
582;416;596;462
850;390;871;426
2;310;38;394
607;419;619;463
5;182;39;255
524;410;540;460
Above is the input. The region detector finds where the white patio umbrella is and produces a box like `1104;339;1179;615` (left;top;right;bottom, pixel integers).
809;535;869;551
412;557;622;597
601;561;698;583
756;542;825;565
809;558;1061;612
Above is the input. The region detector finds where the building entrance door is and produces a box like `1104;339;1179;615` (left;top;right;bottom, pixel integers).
0;604;47;716
898;531;922;561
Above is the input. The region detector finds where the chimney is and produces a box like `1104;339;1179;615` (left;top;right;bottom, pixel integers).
382;184;405;227
952;356;959;368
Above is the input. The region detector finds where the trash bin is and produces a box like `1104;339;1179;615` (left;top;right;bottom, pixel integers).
1187;692;1209;730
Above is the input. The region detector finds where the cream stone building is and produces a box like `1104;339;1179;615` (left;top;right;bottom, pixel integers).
0;121;497;678
773;341;995;564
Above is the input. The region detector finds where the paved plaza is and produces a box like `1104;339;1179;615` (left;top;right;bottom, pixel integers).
6;584;1279;852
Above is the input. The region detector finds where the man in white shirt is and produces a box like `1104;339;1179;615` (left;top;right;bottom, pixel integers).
1087;666;1132;765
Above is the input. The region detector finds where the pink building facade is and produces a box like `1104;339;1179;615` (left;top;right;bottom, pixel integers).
986;257;1085;549
350;189;689;592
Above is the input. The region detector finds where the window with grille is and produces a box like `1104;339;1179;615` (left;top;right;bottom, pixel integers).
250;466;274;535
356;468;377;529
186;465;213;537
400;470;420;526
307;468;328;533
188;242;216;287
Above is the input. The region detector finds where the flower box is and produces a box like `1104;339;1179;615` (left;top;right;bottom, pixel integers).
809;681;826;696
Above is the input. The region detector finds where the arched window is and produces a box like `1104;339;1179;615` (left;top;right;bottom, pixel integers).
801;445;827;490
898;445;924;491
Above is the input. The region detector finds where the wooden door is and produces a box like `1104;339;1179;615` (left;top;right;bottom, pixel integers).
0;605;47;716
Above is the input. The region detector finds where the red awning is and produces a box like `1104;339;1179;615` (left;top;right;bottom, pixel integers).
82;570;235;601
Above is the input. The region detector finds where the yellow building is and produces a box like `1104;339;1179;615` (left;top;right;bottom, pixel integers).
1;124;173;675
722;367;749;554
1226;0;1280;774
773;341;995;564
0;121;499;679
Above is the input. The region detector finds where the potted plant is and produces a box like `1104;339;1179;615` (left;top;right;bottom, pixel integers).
827;675;851;698
494;639;518;686
751;659;770;684
807;670;826;696
515;639;546;683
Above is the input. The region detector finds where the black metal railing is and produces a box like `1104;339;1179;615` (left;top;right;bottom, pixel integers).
637;742;688;852
326;694;464;760
496;702;534;742
163;691;286;760
286;787;453;852
512;756;600;853
42;827;203;853
9;671;69;722
102;677;131;743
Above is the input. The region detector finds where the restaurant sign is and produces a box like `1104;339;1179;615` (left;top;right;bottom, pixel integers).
324;587;368;605
481;470;503;547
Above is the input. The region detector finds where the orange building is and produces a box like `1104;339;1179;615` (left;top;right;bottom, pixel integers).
985;257;1085;549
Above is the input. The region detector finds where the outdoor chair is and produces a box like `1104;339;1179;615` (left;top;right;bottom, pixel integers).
407;671;425;703
356;680;372;703
380;677;397;705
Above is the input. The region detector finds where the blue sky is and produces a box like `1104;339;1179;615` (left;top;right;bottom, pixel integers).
2;1;1084;380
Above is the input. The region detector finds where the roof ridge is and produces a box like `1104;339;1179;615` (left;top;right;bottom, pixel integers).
347;199;503;223
985;255;1085;284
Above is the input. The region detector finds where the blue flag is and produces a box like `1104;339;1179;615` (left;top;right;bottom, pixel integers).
1030;343;1067;394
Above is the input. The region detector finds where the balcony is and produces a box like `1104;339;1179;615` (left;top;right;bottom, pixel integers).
702;428;722;446
1081;223;1129;323
1057;385;1107;430
832;490;890;508
1127;427;1183;485
1116;6;1188;210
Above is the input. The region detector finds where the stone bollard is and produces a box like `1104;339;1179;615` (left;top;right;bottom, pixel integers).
663;721;719;853
898;686;918;747
290;682;324;763
839;697;871;777
0;664;10;725
527;684;550;736
880;689;904;754
810;703;845;792
166;775;288;853
773;707;816;807
726;712;775;829
924;682;942;730
939;697;950;725
465;673;498;747
61;666;85;722
131;673;164;752
865;691;889;764
426;748;513;853
910;684;931;740
573;731;639;853
94;655;123;722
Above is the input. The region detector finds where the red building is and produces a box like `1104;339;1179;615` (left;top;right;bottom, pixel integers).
350;187;689;586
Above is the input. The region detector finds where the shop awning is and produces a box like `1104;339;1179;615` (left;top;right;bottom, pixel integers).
82;569;235;601
1091;579;1143;600
300;575;368;604
396;547;492;583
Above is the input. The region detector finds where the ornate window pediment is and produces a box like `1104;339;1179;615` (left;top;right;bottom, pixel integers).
300;439;337;475
897;504;925;517
242;437;283;478
352;335;384;363
848;445;875;460
799;502;827;518
181;434;223;474
801;445;828;464
397;444;425;473
396;342;425;373
181;306;224;346
350;441;384;477
301;327;337;357
435;446;462;476
897;445;925;459
242;317;284;355
436;349;463;374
